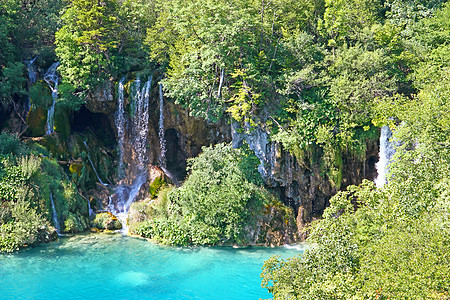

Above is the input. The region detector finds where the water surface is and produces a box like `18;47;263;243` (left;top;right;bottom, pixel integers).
0;234;304;299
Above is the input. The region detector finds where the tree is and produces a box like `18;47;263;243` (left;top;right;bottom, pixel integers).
55;0;119;90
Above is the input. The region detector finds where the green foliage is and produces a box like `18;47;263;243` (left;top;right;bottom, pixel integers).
55;0;155;93
147;0;321;122
92;212;122;230
130;143;276;246
319;0;380;47
55;0;119;90
261;3;450;297
0;132;89;252
148;176;165;198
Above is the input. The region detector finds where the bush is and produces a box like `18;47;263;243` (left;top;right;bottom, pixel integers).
92;212;122;230
0;132;88;252
130;143;280;246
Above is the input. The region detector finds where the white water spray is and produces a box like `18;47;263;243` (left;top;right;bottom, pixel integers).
25;57;38;85
110;76;152;233
112;173;147;234
44;62;60;135
133;76;152;166
25;57;38;116
375;125;396;188
115;77;126;179
158;83;166;167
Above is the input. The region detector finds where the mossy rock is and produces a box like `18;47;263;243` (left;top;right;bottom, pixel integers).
29;81;52;110
38;134;67;160
54;106;71;140
69;162;83;176
149;176;165;198
92;212;122;230
26;107;47;137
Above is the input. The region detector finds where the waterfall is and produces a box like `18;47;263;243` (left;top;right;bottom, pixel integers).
158;83;166;167
217;68;224;98
44;62;60;135
375;125;396;188
110;76;152;233
115;77;126;179
25;57;37;116
50;192;62;234
25;57;38;85
133;76;152;167
83;140;107;186
87;198;94;217
112;173;147;234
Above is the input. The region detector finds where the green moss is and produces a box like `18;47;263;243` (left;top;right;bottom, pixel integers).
54;106;71;140
37;135;67;160
69;162;83;176
29;81;52;110
149;176;165;198
26;107;47;137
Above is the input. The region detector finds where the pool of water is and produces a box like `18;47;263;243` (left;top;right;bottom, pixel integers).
0;233;305;299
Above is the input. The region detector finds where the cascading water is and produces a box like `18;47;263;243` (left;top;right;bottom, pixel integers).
158;83;166;167
375;125;396;188
83;140;107;186
115;77;126;179
133;76;152;166
110;77;152;233
44;62;60;135
87;199;94;217
50;192;62;234
25;57;38;116
25;57;38;85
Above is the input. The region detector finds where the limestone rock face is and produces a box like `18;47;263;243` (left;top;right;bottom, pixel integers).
243;200;299;247
86;81;116;114
232;122;379;231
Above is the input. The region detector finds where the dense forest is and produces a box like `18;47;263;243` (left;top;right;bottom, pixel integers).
1;0;449;298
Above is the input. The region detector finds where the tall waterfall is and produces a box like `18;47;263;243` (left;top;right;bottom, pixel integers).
133;76;152;166
375;125;396;188
158;83;166;167
25;57;37;116
50;192;62;234
110;77;152;232
83;140;107;186
44;62;60;135
115;77;126;179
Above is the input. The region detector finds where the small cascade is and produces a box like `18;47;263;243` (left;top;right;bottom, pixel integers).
50;192;62;234
158;83;167;167
112;172;147;234
44;62;60;135
375;125;396;188
83;141;107;186
25;57;38;116
132;76;152;166
115;77;126;179
87;198;94;217
25;57;38;85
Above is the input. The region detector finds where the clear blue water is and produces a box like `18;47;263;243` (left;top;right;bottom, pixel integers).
0;233;304;299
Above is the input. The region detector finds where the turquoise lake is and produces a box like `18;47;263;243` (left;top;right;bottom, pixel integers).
0;234;304;299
